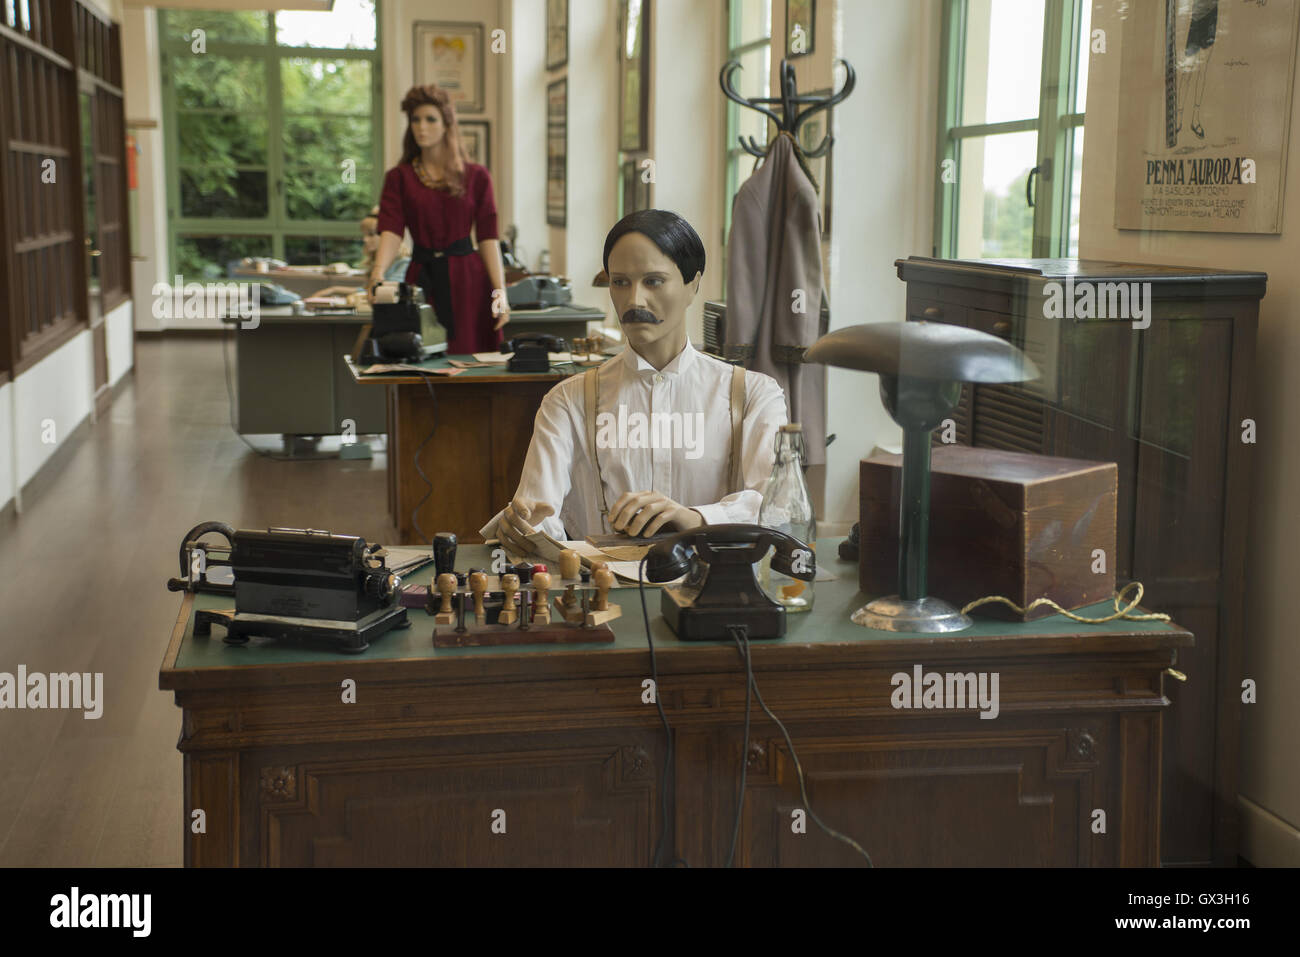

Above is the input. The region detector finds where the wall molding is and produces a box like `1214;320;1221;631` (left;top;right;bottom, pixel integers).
1238;794;1300;867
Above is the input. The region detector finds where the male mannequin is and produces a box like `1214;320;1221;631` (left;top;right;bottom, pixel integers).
481;209;787;553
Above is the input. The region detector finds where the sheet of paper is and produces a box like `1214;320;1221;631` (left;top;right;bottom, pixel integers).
607;561;683;586
361;363;464;376
471;351;573;363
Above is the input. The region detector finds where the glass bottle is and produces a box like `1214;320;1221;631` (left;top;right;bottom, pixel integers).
757;423;816;612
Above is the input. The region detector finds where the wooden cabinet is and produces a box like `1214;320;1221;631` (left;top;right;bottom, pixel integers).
896;257;1264;866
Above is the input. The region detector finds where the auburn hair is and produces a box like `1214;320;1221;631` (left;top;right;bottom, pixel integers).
399;85;468;196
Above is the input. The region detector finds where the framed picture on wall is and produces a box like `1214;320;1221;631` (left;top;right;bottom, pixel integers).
459;120;490;171
547;78;567;226
618;0;650;152
413;22;484;113
798;91;833;237
547;0;568;70
786;0;815;58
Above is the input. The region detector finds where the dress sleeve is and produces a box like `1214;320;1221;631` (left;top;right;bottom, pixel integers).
377;166;406;237
473;166;500;242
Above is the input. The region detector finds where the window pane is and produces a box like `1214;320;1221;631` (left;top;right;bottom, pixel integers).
162;10;268;45
176;234;271;280
729;0;771;49
284;115;372;161
171;55;265;110
284;235;365;266
283;166;374;221
1075;0;1092;113
180;167;268;218
282;57;372;115
1068;125;1083;257
961;0;1044;125
276;0;376;50
728;44;772;148
178;113;267;167
955;130;1038;259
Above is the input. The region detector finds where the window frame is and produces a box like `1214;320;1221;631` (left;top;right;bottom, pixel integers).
933;0;1089;260
157;3;385;278
721;0;772;297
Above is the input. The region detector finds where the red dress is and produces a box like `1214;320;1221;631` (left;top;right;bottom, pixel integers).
376;161;501;354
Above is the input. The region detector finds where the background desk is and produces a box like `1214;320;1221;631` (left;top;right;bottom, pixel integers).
224;309;386;438
159;542;1191;867
350;354;598;543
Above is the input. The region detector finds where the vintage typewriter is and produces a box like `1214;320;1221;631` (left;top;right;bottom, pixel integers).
167;522;410;654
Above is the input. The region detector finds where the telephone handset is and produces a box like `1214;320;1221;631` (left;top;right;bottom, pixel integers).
501;332;569;372
644;524;815;641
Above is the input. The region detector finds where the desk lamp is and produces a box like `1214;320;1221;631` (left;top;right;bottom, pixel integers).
805;321;1038;633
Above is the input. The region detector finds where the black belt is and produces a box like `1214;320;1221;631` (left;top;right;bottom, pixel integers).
411;238;474;338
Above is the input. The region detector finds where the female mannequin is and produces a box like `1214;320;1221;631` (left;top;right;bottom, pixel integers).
371;85;509;353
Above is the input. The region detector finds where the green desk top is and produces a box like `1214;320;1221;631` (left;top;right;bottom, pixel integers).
161;540;1191;686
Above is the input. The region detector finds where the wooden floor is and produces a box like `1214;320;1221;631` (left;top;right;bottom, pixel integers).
0;337;394;866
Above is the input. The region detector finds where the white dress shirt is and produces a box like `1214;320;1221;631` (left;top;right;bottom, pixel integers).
480;340;788;541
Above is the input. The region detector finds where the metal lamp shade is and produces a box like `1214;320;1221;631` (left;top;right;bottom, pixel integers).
806;321;1039;633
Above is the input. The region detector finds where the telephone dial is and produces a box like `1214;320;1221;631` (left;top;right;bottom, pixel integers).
644;524;816;640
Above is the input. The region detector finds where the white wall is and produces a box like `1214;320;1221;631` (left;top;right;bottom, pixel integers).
12;332;96;489
504;0;546;270
1082;0;1300;867
0;383;13;512
123;5;169;333
822;0;940;524
651;0;724;342
106;300;135;385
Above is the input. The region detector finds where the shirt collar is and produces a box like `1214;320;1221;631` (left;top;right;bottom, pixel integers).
621;339;698;377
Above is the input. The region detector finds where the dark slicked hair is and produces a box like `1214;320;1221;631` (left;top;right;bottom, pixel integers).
602;209;706;285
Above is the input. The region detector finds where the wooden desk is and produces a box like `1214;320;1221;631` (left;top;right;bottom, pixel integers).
159;542;1192;867
350;354;602;544
230;266;367;298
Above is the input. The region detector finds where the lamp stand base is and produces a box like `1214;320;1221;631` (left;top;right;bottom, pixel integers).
851;595;973;633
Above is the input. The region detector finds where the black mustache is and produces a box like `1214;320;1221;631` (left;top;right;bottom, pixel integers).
621;308;661;324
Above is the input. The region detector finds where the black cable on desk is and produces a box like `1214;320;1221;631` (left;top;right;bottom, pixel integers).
409;370;440;548
639;554;687;868
726;624;754;868
730;624;875;867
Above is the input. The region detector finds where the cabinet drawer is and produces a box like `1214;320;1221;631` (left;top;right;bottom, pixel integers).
907;295;965;326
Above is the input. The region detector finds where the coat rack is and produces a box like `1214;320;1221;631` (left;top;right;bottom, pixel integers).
719;57;856;159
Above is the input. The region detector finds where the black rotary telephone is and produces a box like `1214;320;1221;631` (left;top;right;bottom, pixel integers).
644;524;816;641
501;332;568;372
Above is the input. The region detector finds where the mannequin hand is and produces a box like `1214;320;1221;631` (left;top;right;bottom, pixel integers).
608;491;704;538
492;292;511;331
498;499;549;556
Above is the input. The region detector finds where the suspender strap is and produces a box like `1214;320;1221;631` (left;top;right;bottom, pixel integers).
583;368;608;520
729;365;745;492
585;364;746;526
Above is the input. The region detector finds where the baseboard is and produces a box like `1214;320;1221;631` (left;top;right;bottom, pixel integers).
18;413;94;510
1237;794;1300;867
136;329;226;338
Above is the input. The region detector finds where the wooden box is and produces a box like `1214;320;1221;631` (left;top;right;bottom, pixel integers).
860;446;1117;620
